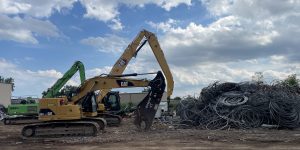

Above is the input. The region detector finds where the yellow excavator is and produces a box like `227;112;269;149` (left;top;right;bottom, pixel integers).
21;30;174;137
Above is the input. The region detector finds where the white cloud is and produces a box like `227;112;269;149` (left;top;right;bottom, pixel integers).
0;58;16;69
201;0;233;16
0;58;63;96
201;0;300;17
0;28;37;44
79;0;192;30
263;70;291;81
108;53;300;97
0;58;110;97
149;13;298;66
80;34;129;53
0;15;59;44
0;0;192;35
86;66;112;77
270;55;286;64
108;19;124;31
0;0;76;43
24;0;76;18
26;69;62;78
143;0;300;96
70;25;82;32
149;19;264;65
148;18;179;32
123;0;192;11
0;58;151;97
80;0;118;22
0;0;76;18
0;0;31;14
159;0;192;11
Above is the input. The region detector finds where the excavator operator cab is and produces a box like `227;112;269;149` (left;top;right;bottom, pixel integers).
102;91;121;111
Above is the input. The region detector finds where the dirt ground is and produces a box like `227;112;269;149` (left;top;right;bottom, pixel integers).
1;118;300;150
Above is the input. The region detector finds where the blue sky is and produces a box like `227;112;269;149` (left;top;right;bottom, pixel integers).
1;1;206;70
1;0;300;98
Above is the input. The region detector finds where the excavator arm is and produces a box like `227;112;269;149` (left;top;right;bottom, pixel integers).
70;76;150;104
97;30;174;102
43;61;86;98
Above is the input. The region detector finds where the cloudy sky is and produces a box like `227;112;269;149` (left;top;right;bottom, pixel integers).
1;0;300;98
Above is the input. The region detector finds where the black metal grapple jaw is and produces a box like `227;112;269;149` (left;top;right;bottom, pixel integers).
134;71;166;130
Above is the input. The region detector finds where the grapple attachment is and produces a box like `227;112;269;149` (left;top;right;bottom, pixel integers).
134;71;166;130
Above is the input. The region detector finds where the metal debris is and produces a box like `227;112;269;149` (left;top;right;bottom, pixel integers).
176;82;300;129
0;104;5;121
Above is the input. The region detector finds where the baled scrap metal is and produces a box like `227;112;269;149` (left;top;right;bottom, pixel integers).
176;82;300;129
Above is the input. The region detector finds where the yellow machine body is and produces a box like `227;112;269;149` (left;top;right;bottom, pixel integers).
38;97;82;121
38;97;106;121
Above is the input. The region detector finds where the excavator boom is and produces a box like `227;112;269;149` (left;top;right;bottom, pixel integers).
98;30;174;101
44;61;86;98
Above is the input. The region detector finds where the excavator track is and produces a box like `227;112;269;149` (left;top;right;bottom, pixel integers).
22;118;106;138
4;116;40;125
98;113;122;126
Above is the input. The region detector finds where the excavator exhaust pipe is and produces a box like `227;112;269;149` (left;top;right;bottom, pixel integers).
134;71;166;130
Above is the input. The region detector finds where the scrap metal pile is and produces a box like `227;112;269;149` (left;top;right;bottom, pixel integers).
176;82;300;129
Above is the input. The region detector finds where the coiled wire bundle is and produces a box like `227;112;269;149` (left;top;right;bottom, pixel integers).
176;82;300;129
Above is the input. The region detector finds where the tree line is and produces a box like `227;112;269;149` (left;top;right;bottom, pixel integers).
0;76;15;91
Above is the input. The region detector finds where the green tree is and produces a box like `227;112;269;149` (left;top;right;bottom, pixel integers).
4;77;15;91
281;74;300;87
173;96;182;101
59;85;79;97
42;85;79;97
0;76;15;91
0;76;4;83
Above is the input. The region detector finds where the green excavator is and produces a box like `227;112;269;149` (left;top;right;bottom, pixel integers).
4;61;86;125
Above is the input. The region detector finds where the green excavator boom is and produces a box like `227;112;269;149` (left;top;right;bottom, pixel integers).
43;61;86;98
